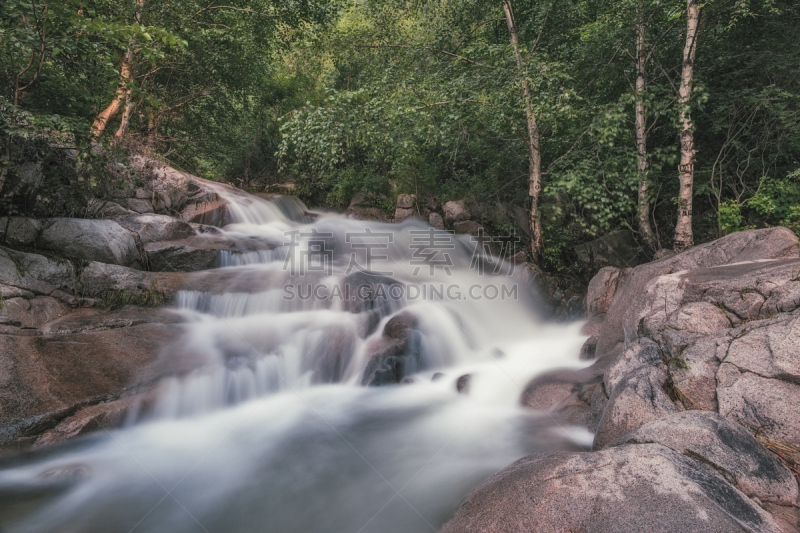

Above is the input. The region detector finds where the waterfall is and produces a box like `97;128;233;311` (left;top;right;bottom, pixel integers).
0;188;591;533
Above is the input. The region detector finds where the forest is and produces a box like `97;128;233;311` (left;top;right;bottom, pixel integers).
2;0;800;277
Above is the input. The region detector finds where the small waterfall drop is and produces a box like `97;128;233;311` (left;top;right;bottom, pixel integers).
0;186;591;533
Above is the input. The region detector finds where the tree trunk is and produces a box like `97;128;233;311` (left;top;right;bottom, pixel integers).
674;0;699;251
92;49;134;137
635;7;657;251
502;0;543;262
114;93;135;138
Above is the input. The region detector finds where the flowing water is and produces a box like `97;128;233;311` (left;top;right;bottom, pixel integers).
0;189;591;533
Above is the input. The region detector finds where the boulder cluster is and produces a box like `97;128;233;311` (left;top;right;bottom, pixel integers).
446;227;800;532
0;159;279;452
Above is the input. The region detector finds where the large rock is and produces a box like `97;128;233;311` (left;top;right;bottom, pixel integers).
0;217;41;247
578;228;800;523
144;240;219;272
0;246;77;296
0;320;181;452
361;311;423;386
453;220;483;236
442;200;471;224
396;194;415;209
88;200;135;218
593;256;800;446
143;235;275;272
116;214;195;243
33;395;141;448
37;218;139;267
596;227;800;360
608;411;799;507
180;195;230;225
0;296;72;329
593;365;678;449
130;156;233;225
124;198;155;214
442;444;783;532
717;362;800;445
586;266;621;318
429;212;445;230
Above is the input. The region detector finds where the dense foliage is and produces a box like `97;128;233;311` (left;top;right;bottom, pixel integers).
2;0;799;272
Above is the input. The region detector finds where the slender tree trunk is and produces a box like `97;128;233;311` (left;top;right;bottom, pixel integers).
502;0;543;262
674;0;699;251
635;7;657;251
114;91;135;138
92;48;134;137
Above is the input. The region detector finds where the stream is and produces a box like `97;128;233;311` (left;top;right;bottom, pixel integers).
0;188;590;533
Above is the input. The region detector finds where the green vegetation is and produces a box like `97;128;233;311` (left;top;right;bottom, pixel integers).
99;285;166;310
2;0;799;274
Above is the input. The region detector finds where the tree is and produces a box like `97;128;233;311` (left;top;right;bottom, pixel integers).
634;2;658;250
673;0;699;250
502;0;544;260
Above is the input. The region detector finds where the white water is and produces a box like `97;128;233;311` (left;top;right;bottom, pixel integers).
0;189;591;533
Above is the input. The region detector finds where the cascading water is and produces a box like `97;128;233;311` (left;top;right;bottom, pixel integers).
0;188;591;533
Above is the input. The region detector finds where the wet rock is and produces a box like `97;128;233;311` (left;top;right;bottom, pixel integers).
361;311;422;386
38;218;139;267
0;296;72;329
586;266;621;318
0;322;180;451
81;262;167;298
339;271;402;318
429;212;444;230
608;411;800;507
442;444;784;533
131;156;207;214
579;335;598;360
593;366;678;449
509;251;526;264
39;306;182;335
549;392;592;426
144;240;219;272
520;371;578;410
456;374;470;394
0;217;42;246
180;196;229;226
442;200;470;225
116;214;195;244
33;395;140;448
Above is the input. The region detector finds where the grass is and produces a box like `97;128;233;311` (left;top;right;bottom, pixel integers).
99;285;167;311
736;419;800;484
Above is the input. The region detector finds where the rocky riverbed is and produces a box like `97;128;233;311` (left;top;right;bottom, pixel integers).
1;158;799;532
448;227;800;532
